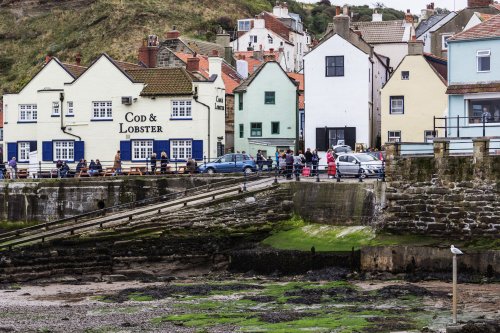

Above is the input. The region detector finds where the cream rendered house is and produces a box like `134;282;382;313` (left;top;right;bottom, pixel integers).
3;54;225;169
381;41;448;143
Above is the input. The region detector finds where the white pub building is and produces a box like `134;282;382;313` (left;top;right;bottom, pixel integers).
2;53;226;169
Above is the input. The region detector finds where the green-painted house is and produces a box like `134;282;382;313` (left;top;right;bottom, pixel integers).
233;61;299;158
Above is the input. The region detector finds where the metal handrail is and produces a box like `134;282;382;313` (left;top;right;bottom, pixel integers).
0;173;267;243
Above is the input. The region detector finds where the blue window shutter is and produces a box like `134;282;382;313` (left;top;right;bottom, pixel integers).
74;141;84;161
29;141;37;152
7;143;17;161
192;140;203;160
120;141;131;161
42;141;53;161
154;140;169;159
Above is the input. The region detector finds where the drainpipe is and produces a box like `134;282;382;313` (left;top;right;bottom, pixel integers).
59;92;81;141
371;59;374;149
193;94;211;160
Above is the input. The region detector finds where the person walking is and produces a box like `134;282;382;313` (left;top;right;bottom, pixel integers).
160;151;169;174
113;150;122;176
326;149;337;179
256;150;264;172
150;153;157;175
8;157;17;179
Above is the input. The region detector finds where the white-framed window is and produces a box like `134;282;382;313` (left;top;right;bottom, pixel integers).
238;20;251;31
424;130;437;143
132;140;153;161
390;96;404;114
171;100;192;119
52;102;60;116
54;141;74;161
19;104;37;122
441;34;452;50
171;140;192;160
67;101;74;115
18;142;31;162
388;131;401;143
477;50;491;72
92;101;112;119
250;35;257;43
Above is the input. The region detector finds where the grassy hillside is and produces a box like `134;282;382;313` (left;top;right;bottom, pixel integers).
0;0;405;94
0;0;278;93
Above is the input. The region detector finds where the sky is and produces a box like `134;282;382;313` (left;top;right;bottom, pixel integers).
298;0;469;14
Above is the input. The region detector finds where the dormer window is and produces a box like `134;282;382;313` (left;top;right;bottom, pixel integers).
238;20;251;31
401;71;409;80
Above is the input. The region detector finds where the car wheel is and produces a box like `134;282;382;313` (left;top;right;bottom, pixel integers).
244;167;253;174
206;168;215;174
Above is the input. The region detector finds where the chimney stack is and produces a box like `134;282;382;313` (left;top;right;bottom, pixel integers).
75;53;82;66
186;56;200;72
166;26;180;39
467;0;493;8
332;14;350;39
408;40;424;55
45;55;52;64
208;51;222;78
138;36;159;68
405;9;414;24
372;9;383;22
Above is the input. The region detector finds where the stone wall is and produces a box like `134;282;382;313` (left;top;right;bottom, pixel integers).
382;140;500;237
361;246;499;278
0;176;235;224
289;182;384;225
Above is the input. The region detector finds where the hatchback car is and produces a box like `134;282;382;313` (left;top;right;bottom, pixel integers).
336;153;383;178
333;144;353;158
197;153;256;174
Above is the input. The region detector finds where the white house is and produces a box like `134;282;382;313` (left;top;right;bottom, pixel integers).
304;14;390;152
231;2;311;72
3;54;225;170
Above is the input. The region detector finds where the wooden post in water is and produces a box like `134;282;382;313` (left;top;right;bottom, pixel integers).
452;254;457;324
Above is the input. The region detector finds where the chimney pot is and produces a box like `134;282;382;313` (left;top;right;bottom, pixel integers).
335;6;341;16
211;50;219;57
45;55;52;64
75;53;82;66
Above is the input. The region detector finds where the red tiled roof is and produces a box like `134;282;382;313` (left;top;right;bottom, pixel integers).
287;72;304;91
258;12;291;42
449;13;500;41
287;72;304;109
61;63;87;78
174;52;241;94
446;82;500;94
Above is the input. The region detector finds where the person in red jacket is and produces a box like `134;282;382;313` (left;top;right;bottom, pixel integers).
326;149;336;179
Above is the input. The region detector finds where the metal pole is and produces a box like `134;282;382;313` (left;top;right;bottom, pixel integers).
382;160;386;182
315;163;320;182
243;171;247;192
452;253;458;324
274;164;278;184
336;161;341;182
358;162;363;183
457;115;460;138
482;115;486;137
445;117;448;138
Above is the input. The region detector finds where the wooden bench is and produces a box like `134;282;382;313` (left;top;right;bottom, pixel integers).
77;168;90;177
103;167;115;176
127;166;146;176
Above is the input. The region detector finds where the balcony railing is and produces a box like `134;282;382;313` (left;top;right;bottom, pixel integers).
434;115;500;138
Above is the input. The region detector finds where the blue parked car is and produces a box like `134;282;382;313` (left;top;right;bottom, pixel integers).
198;153;256;174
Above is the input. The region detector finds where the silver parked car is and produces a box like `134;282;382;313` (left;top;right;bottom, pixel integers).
336;153;383;178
